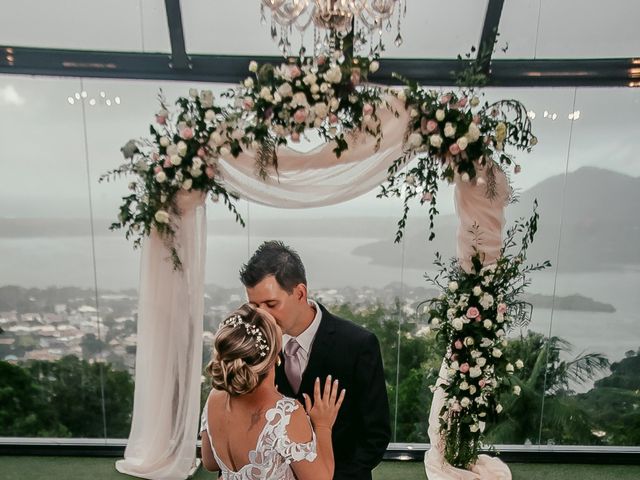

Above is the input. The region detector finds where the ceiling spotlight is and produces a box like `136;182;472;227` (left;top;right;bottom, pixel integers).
81;91;88;98
67;97;75;105
527;110;536;119
114;96;121;104
543;110;549;118
89;98;96;106
573;110;580;120
74;92;80;100
551;113;557;120
100;91;106;98
105;99;112;106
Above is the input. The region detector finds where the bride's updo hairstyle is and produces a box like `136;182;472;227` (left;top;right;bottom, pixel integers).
206;303;281;396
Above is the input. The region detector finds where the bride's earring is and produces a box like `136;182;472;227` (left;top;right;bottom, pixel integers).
276;355;282;367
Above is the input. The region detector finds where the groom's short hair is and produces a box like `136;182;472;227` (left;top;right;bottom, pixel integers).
240;241;307;293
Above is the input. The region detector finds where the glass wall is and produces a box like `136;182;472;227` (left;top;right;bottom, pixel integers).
0;74;638;448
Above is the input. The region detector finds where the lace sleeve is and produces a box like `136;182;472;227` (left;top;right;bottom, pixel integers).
275;401;318;463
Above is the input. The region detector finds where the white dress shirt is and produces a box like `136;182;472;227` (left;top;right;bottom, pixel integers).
282;299;322;375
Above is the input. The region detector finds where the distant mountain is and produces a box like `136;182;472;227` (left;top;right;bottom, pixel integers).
352;167;640;272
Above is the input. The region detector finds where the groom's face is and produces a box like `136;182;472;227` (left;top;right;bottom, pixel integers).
245;275;304;336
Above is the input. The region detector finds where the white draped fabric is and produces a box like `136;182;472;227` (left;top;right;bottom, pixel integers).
424;167;512;480
116;192;207;480
217;96;409;208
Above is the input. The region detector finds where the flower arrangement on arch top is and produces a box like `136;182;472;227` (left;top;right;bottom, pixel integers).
424;202;550;468
99;90;244;270
223;53;385;175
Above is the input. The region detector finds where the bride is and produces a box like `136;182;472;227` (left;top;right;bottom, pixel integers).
200;303;345;480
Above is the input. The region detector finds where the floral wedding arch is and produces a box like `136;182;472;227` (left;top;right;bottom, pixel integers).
102;53;543;480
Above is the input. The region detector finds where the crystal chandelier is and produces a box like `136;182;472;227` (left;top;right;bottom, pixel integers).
260;0;407;60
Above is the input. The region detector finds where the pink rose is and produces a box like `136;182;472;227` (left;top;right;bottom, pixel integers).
497;303;507;314
151;152;159;161
351;68;361;85
422;191;433;203
449;143;461;155
293;108;307;124
479;379;486;388
291;131;300;142
317;56;326;66
179;127;194;140
163;158;172;168
154;166;163;174
454;340;463;350
197;147;206;158
466;307;480;319
289;65;302;78
514;165;522;174
329;113;338;124
242;97;254;110
457;97;468;108
363;103;374;116
451;402;462;412
427;119;438;133
459;363;470;373
440;94;451;105
205;165;216;179
155;114;167;125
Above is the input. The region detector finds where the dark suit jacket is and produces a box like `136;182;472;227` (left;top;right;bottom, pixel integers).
275;303;391;480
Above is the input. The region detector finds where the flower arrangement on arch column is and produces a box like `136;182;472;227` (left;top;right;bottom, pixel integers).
378;75;537;242
424;202;550;469
99;90;244;270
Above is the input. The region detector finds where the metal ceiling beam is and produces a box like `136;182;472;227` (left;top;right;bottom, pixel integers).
1;46;638;88
164;0;190;70
477;0;505;75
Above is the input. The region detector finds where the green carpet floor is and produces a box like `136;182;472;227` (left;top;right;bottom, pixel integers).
1;457;640;480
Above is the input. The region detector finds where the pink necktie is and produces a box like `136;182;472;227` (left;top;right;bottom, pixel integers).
284;339;302;393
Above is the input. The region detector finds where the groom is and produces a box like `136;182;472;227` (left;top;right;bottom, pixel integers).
240;241;391;480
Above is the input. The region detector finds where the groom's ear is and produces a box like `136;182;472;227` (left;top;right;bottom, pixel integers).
294;283;308;302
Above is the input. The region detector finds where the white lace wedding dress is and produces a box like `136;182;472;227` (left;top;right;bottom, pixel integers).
201;397;317;480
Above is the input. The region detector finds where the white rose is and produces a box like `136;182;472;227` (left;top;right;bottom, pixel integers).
516;359;524;369
460;381;469;390
469;385;477;395
430;134;443;148
496;312;505;323
492;348;503;358
205;109;216;122
470;423;479;433
460;397;471;408
476;357;487;367
154;209;170;224
483;319;493;329
397;89;406;101
310;84;320;94
467;122;481;142
506;363;514;373
496;329;505;338
436;109;445;121
447;308;456;319
431;317;440;328
277;83;293;98
166;144;178;156
409;108;419;118
513;385;521;396
469;366;482;378
314;102;329;119
457;136;469;151
325;65;342;84
496;404;503;414
159;136;170;147
448;281;458;292
292;92;308;107
200;89;214;108
192;156;203;169
259;87;272;101
210;131;225;147
473;286;482;296
450;361;459;371
452;318;464;331
177;141;188;157
182;178;193;190
249;60;258;72
243;77;254;88
170;154;182;166
303;73;317;85
369;60;379;73
155;171;167;183
330;97;340;111
189;88;198;98
406;132;423;149
191;167;203;178
444;122;456;138
464;336;474;346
